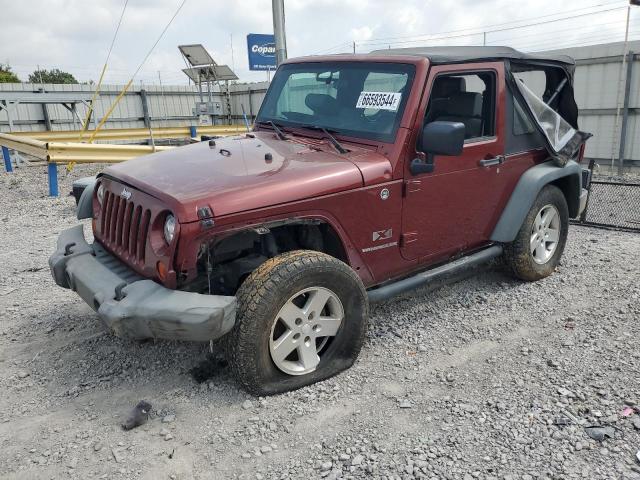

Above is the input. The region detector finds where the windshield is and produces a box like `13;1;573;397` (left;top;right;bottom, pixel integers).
256;62;416;142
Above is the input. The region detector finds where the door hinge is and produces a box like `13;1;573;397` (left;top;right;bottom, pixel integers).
404;179;421;196
400;232;418;246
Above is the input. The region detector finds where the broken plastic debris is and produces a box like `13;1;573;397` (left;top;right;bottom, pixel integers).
554;417;572;427
122;400;152;431
584;425;615;442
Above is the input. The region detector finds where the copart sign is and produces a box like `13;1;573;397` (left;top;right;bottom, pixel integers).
247;34;276;71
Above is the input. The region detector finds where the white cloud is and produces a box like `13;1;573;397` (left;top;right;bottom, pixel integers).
0;0;637;85
351;26;374;42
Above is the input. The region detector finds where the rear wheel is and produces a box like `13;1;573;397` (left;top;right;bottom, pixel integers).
225;250;368;395
504;185;569;281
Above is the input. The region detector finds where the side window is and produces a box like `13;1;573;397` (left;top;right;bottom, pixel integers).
513;94;536;135
512;70;543;136
424;71;496;140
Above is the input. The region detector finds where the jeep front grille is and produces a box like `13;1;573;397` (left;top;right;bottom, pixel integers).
100;189;151;264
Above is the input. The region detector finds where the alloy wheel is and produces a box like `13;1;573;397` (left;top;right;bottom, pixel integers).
530;204;561;265
269;287;344;376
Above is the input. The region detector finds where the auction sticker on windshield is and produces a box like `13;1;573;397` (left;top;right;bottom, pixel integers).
356;91;402;111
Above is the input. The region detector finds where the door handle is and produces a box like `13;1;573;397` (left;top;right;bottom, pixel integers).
479;155;505;167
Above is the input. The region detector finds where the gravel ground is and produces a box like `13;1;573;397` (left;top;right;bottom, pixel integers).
1;164;639;480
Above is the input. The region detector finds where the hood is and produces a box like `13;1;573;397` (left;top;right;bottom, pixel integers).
104;131;391;222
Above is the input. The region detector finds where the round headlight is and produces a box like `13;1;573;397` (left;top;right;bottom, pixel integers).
163;214;176;244
96;184;104;205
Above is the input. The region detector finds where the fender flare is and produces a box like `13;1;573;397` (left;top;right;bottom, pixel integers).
490;160;581;243
76;178;97;220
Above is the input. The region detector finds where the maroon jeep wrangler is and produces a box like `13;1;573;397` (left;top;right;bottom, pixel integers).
50;46;591;395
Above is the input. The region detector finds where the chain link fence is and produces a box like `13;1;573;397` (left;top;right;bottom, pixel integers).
573;166;640;232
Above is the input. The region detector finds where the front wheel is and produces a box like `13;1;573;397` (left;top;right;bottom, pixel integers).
225;250;368;396
504;185;569;281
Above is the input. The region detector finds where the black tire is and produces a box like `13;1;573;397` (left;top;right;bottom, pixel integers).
504;185;569;281
225;250;368;396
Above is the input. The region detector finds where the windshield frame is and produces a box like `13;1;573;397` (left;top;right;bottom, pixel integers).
255;61;417;144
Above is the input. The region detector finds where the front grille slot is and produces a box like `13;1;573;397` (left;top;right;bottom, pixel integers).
99;187;150;264
129;206;142;257
137;209;151;263
121;202;134;249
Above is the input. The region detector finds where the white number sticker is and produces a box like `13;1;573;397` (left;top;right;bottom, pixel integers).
356;91;402;111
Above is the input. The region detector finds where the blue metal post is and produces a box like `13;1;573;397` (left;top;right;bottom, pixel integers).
189;126;197;138
47;163;59;197
2;146;12;172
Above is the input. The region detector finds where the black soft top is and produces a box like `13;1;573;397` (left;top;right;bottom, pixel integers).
370;46;575;67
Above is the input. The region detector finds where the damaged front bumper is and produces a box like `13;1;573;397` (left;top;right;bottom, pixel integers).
49;225;236;341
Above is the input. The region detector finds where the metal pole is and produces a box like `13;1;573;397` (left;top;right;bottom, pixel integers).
617;51;634;176
272;0;287;65
197;72;204;103
140;89;151;128
483;32;487;46
353;41;356;53
42;104;52;131
47;163;59;197
610;5;631;172
2;146;13;173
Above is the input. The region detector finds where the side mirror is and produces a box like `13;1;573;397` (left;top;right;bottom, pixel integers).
411;121;466;175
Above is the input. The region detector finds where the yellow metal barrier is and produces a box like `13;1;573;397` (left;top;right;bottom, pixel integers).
14;125;245;142
1;125;248;196
47;142;173;164
0;133;47;159
0;133;175;165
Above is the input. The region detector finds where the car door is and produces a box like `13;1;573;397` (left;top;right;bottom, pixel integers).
400;62;509;263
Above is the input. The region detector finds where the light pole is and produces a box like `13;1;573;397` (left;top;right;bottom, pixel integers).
611;1;638;173
272;0;288;66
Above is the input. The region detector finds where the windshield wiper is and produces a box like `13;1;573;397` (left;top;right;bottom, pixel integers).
299;124;348;154
256;120;288;140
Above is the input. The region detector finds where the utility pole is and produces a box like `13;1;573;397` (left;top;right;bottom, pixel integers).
272;0;287;65
610;1;638;174
353;41;356;53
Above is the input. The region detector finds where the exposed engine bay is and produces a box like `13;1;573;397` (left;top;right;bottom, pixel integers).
184;221;346;296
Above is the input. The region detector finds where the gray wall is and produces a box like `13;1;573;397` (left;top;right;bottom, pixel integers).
1;40;638;167
0;81;269;132
541;40;640;167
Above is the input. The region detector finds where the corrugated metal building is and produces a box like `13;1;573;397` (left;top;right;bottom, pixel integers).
544;40;640;170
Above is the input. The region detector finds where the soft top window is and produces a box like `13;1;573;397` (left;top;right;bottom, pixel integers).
512;75;591;165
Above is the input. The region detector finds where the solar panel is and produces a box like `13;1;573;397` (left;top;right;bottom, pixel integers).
182;65;238;82
178;44;216;66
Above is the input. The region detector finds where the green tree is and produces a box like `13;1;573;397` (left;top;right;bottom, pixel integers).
28;68;78;84
0;63;20;83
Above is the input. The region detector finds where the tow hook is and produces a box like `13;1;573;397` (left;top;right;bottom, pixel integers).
64;242;76;256
114;282;127;301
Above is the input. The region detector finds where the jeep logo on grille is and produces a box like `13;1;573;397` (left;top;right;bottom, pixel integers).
120;188;132;200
